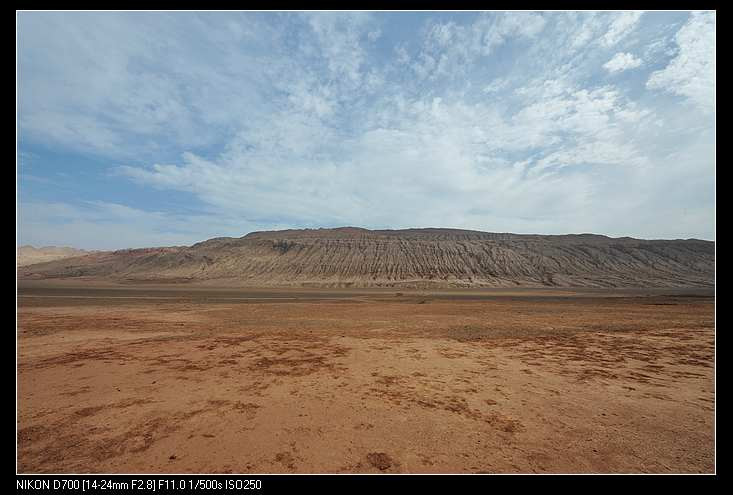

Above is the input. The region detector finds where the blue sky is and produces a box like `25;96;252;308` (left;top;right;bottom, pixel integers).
18;11;715;249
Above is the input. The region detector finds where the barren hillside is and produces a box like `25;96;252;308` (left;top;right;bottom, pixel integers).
17;246;91;267
17;227;715;288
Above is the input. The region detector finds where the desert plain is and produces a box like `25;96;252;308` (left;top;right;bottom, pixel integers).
17;280;714;473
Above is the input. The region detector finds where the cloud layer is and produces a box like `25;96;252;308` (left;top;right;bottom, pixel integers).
18;11;716;249
604;52;643;73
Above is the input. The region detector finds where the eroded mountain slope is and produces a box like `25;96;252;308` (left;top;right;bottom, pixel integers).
18;228;714;288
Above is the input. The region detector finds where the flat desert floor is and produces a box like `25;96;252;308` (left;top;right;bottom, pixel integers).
17;282;715;473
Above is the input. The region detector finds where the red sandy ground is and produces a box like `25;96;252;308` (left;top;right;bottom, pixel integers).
17;285;715;473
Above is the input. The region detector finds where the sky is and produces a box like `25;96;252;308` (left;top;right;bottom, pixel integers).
17;11;715;249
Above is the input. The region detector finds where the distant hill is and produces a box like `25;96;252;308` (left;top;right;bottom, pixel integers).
17;245;92;267
17;227;715;288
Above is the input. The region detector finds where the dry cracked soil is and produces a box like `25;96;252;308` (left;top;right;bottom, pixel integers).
17;282;714;473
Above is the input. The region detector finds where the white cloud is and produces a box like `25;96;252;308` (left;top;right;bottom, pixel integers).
413;12;547;80
570;13;605;49
367;28;382;42
477;11;547;54
18;12;715;245
304;11;375;84
483;79;509;94
603;52;643;73
602;11;643;46
118;82;657;238
394;44;410;65
18;12;279;158
647;11;716;113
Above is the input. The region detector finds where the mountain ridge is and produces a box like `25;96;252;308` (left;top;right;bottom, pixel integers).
17;245;92;267
18;227;715;288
